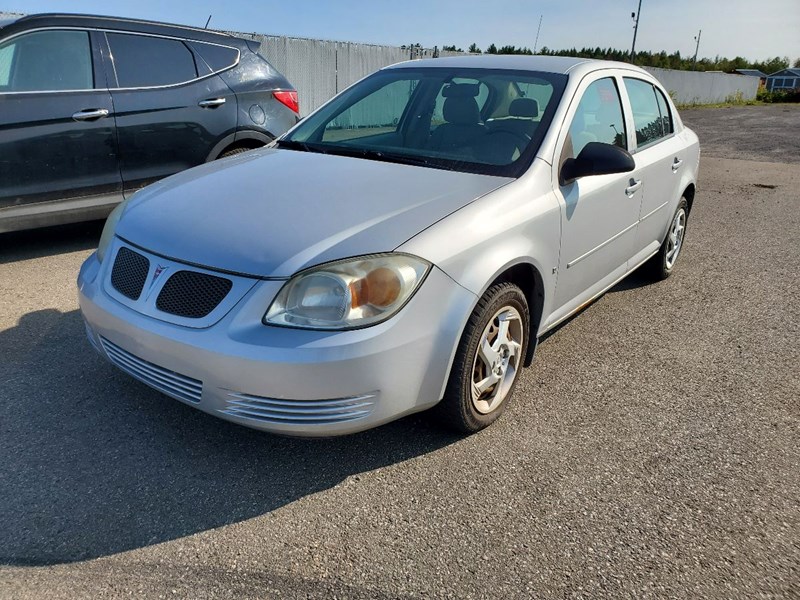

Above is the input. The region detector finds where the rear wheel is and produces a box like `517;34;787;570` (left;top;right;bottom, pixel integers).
647;198;688;280
436;282;529;433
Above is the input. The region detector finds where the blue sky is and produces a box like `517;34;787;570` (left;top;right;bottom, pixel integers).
5;0;799;62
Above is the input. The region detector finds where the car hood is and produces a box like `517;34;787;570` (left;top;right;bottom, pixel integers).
116;148;512;277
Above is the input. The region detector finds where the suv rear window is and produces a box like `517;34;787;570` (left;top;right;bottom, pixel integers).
107;33;197;88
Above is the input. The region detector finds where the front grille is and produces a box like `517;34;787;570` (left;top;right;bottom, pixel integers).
111;247;150;300
155;271;233;319
100;337;203;404
220;391;376;425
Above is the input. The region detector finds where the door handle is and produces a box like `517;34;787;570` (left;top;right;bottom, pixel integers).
72;108;110;122
672;157;683;172
625;178;642;197
198;98;226;108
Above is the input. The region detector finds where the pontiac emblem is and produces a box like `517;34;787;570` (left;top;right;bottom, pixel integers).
151;264;168;285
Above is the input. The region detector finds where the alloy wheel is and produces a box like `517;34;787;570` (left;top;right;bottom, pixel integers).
471;306;524;415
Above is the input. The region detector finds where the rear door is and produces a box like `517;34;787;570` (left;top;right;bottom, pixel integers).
621;77;687;264
0;29;120;212
103;31;237;193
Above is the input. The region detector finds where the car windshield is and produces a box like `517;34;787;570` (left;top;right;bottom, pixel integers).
280;67;567;177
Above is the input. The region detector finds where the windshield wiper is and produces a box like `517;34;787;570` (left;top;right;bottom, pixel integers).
321;146;434;168
274;139;329;154
277;140;435;169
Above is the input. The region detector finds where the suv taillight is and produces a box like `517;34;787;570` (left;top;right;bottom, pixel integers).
273;90;299;114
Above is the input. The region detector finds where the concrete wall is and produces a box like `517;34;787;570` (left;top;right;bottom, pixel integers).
236;33;413;116
241;32;761;114
0;13;760;112
643;67;759;105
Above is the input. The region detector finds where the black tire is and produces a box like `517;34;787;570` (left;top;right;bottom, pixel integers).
435;282;530;434
217;146;252;159
646;197;689;280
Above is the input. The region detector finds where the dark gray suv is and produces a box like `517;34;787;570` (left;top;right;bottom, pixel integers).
0;13;299;232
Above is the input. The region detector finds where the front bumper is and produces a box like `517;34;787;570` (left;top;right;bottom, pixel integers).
78;245;476;436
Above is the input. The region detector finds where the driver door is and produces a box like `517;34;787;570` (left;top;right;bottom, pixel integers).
547;75;643;325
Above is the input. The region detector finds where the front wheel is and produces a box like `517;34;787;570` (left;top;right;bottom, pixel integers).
647;198;689;280
435;282;529;433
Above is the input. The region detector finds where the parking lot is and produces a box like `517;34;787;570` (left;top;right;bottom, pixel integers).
1;105;798;598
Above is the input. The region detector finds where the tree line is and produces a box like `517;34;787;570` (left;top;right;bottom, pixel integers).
440;43;793;74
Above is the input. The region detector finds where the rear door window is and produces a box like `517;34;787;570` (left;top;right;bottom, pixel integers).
0;30;93;92
654;86;674;136
624;78;669;147
107;33;197;88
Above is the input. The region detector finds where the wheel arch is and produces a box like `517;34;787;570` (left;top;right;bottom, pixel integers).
682;182;696;213
206;130;274;161
483;261;545;368
453;259;546;371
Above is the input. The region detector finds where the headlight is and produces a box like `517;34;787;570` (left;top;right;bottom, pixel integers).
96;199;129;263
264;254;430;330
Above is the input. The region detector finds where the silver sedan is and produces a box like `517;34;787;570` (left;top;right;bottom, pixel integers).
78;55;699;436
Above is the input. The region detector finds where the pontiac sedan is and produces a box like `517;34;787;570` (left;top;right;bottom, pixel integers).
78;55;699;436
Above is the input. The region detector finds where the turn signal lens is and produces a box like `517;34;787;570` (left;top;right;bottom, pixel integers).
349;267;402;309
264;254;430;330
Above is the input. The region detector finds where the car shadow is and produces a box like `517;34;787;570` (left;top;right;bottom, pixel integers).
538;266;657;344
0;220;104;264
0;307;461;566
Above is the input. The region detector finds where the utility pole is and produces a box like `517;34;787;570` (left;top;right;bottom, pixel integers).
630;0;642;63
533;15;543;54
693;29;702;68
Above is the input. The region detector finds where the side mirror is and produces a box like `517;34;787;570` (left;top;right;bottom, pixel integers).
560;142;635;186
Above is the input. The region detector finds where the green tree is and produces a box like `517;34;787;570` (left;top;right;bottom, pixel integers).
486;43;498;54
468;43;481;54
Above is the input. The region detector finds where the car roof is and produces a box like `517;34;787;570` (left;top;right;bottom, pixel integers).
0;14;21;28
3;13;243;45
386;54;652;78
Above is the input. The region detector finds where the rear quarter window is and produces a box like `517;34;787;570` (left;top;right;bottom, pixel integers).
187;41;239;72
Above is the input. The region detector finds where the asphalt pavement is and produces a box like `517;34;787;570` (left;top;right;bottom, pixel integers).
0;106;798;599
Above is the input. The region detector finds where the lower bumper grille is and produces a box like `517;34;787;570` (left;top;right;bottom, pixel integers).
220;391;376;426
100;337;203;404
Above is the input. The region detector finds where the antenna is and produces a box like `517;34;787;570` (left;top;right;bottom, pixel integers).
204;14;212;29
533;15;543;54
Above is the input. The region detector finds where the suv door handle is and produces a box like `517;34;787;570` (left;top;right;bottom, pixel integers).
72;108;110;122
672;157;683;172
198;98;226;108
625;178;642;197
